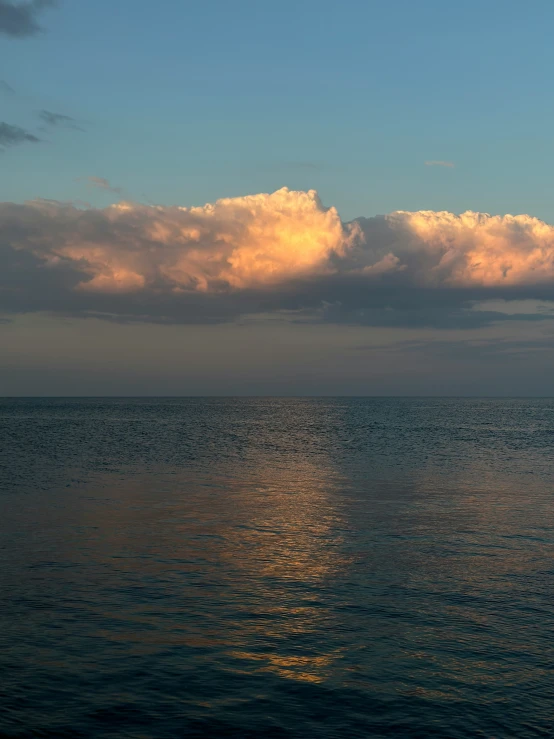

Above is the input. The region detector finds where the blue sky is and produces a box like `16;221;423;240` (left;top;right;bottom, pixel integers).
3;0;554;220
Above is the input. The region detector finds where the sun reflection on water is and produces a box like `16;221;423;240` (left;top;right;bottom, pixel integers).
57;433;353;685
210;449;351;685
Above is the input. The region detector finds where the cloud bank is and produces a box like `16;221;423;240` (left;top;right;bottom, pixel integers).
2;187;554;327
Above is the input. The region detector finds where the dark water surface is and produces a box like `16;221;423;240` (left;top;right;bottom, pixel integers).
1;398;553;738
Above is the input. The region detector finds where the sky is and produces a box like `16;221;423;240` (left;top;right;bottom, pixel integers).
2;0;554;395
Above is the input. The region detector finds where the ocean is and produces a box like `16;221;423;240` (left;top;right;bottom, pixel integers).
0;397;553;738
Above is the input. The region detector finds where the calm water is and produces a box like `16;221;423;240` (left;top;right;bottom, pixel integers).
1;398;553;738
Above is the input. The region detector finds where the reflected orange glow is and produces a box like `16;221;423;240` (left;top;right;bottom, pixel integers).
227;650;339;683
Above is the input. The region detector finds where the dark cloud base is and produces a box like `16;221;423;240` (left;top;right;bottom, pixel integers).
2;250;554;330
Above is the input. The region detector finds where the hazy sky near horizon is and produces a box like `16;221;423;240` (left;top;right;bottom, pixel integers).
2;0;554;395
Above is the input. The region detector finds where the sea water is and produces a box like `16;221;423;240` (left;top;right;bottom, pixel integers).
1;398;552;738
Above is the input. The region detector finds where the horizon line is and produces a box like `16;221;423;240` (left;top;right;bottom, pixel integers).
2;395;553;400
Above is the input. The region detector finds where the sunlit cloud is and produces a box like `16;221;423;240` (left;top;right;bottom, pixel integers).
2;188;554;327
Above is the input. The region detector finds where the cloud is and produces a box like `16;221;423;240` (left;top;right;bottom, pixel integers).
0;121;40;148
39;109;84;131
0;0;55;38
425;160;454;168
78;176;123;195
2;188;554;327
0;80;15;95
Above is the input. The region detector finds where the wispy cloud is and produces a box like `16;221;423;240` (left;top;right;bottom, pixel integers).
0;0;56;38
0;80;15;96
78;176;123;195
425;160;455;168
39;109;84;132
0;121;40;149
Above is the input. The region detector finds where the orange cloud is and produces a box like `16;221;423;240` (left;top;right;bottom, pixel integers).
37;188;360;294
389;210;554;286
2;189;554;327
